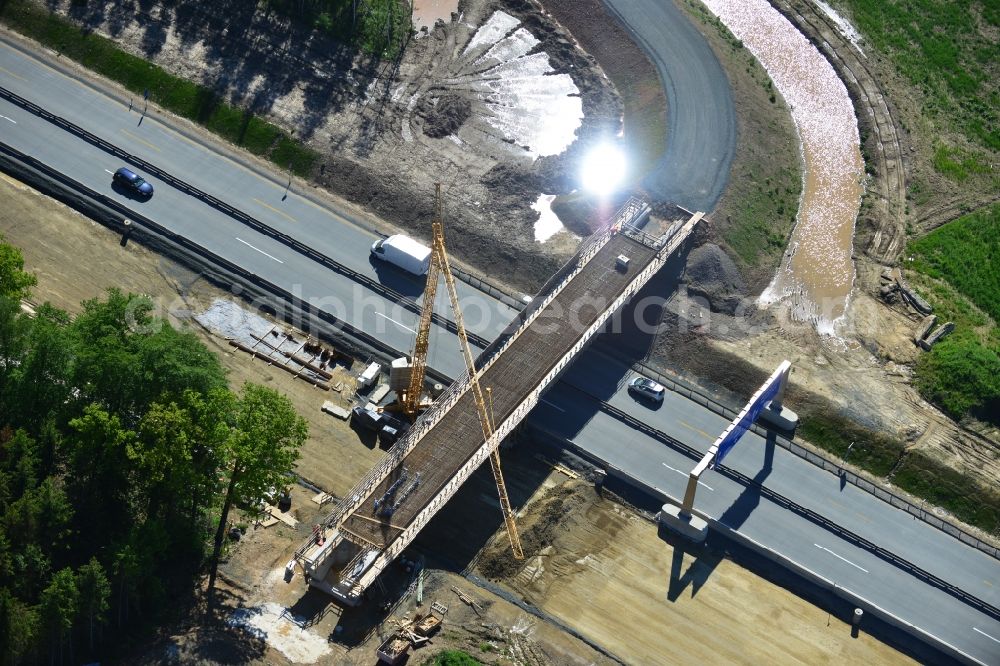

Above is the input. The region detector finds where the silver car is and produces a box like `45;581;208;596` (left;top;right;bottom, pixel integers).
628;376;665;403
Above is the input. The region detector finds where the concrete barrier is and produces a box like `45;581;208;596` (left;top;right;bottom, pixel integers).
709;518;984;665
0;85;493;349
526;423;992;664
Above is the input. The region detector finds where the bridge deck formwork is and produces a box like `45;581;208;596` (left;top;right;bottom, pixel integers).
297;202;701;603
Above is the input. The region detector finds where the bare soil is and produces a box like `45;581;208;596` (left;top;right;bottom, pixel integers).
2;0;993;656
633;1;1000;505
41;0;624;293
477;478;913;666
0;173;913;663
0;171;383;496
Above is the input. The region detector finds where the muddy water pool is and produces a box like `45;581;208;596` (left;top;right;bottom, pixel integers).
412;0;459;31
702;0;864;331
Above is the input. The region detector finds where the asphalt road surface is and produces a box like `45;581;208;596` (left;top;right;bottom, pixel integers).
0;38;519;343
534;350;1000;664
603;0;736;211
0;39;528;380
3;26;998;665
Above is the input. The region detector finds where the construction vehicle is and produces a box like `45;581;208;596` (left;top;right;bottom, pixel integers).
389;183;524;560
371;234;432;275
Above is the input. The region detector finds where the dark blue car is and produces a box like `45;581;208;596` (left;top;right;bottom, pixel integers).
112;167;154;198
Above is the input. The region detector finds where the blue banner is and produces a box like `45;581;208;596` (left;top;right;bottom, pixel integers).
712;376;782;468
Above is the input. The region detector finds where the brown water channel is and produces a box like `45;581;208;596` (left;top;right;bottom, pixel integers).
703;0;864;331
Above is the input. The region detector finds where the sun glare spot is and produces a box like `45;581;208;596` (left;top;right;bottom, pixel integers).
581;144;626;196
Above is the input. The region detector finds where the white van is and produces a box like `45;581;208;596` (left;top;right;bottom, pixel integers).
370;234;432;276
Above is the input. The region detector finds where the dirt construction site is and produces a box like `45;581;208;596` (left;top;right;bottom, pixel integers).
2;0;995;661
0;169;918;663
32;0;1000;508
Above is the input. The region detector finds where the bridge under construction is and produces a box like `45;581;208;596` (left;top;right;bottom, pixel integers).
294;200;702;604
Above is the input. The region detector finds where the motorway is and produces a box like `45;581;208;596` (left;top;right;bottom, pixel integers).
0;38;519;381
2;19;998;665
535;350;1000;663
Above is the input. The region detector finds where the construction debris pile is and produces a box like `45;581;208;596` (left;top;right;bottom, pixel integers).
877;270;954;350
196;299;350;388
376;601;448;664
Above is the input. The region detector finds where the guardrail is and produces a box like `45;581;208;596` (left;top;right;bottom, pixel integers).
0;84;493;349
606;353;1000;560
449;263;526;311
0;140;440;379
347;204;695;593
297;200;654;566
550;384;1000;623
714;520;983;665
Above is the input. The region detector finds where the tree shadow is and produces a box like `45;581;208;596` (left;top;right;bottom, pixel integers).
191;623;268;663
63;0;372;140
140;15;170;60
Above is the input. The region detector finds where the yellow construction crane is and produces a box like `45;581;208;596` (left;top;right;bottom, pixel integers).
396;188;445;417
401;183;524;559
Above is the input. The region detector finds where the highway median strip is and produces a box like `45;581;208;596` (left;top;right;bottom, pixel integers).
0;83;491;350
550;380;1000;622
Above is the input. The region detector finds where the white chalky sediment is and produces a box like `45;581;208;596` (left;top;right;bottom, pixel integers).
463;11;520;55
440;11;583;159
702;0;864;330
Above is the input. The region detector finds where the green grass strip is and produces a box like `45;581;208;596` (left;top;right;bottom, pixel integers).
799;411;999;535
893;451;1000;535
0;0;319;177
839;0;999;153
907;204;1000;322
797;412;905;477
905;204;1000;420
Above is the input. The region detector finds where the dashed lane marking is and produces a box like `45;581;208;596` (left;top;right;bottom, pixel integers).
253;197;297;224
120;128;160;152
662;462;713;491
235;237;284;264
374;312;415;334
972;627;1000;644
814;543;868;573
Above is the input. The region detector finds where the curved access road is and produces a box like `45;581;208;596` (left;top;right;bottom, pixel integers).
603;0;736;212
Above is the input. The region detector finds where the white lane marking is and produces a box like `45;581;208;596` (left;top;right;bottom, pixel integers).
973;627;1000;644
662;462;713;491
814;543;869;573
540;398;565;412
0;115;16;124
374;312;415;334
235;237;284;264
105;169;115;174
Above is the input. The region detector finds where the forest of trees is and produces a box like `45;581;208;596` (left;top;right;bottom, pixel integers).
0;236;307;664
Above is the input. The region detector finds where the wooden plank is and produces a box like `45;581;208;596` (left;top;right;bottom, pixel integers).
258;516;280;528
322;401;350;420
311;491;335;505
266;505;299;528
